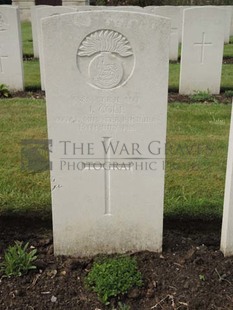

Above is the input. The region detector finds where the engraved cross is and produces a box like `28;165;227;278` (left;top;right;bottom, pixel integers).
86;137;131;216
194;32;212;64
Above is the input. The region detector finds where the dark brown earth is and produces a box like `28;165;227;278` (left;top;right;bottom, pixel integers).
0;216;233;310
9;90;45;99
168;93;232;104
5;91;233;104
223;58;233;64
23;56;233;64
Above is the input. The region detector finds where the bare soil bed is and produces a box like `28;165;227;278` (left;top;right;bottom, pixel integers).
6;92;233;105
0;216;233;310
223;58;233;64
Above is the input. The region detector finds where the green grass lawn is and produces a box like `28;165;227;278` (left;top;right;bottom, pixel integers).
169;63;233;91
0;99;231;219
23;56;233;92
166;103;231;219
22;21;33;56
224;43;233;58
1;24;231;219
24;60;41;91
0;99;50;217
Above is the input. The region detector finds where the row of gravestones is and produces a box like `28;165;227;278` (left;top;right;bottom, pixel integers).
33;5;232;94
0;5;233;94
31;5;233;58
42;9;233;257
2;5;233;258
0;5;232;94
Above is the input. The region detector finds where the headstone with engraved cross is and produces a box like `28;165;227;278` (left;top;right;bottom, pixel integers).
179;7;225;95
42;11;170;257
0;6;24;90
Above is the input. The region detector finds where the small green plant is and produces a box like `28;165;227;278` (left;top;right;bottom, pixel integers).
85;256;143;304
0;241;37;277
199;274;205;281
112;302;131;310
117;302;131;310
225;90;233;98
189;90;214;102
0;84;10;98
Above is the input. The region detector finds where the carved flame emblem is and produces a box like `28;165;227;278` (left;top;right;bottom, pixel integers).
77;30;134;89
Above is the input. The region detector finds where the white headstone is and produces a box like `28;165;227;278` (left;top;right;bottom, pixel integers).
178;5;193;43
179;7;225;95
104;6;143;12
221;102;233;257
0;6;24;90
75;5;144;12
221;6;232;44
42;11;170;257
31;5;50;58
145;6;181;61
179;6;232;44
13;0;32;21
63;0;88;6
37;6;76;90
231;6;233;36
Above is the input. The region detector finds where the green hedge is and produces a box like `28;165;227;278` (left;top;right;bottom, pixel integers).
163;0;232;4
0;1;12;4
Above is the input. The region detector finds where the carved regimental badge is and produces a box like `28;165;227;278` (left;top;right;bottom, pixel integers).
77;30;135;90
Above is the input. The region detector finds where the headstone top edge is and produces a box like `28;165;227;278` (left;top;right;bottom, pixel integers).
0;5;18;10
41;10;171;24
183;6;227;11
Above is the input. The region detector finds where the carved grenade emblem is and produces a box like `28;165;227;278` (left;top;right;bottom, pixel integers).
77;30;134;89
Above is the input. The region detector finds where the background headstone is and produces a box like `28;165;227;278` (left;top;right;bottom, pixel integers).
36;6;76;90
0;6;24;90
230;6;233;36
178;5;193;43
12;0;33;21
42;11;170;257
75;6;144;12
31;5;50;58
145;6;181;61
221;102;233;257
179;7;225;95
221;6;232;44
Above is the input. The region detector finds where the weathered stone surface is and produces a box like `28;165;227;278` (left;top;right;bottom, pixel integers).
42;11;170;256
36;6;76;90
145;6;181;61
221;102;233;257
